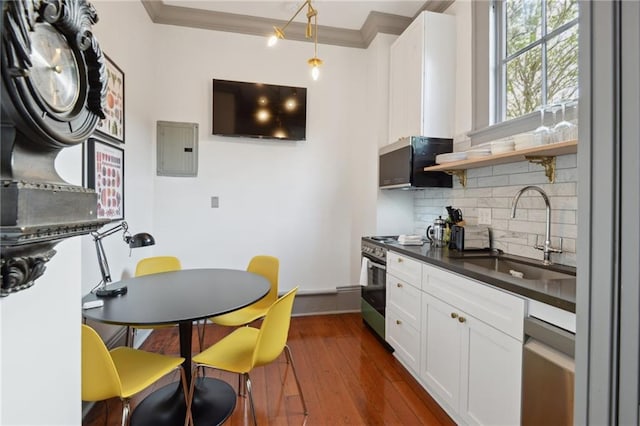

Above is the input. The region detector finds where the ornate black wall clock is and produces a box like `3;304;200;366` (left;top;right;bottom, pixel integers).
1;0;108;296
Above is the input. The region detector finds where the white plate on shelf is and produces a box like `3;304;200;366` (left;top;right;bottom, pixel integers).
491;139;515;154
514;132;548;150
466;148;492;159
436;152;467;163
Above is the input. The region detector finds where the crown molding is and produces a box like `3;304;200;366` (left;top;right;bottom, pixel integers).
141;1;453;49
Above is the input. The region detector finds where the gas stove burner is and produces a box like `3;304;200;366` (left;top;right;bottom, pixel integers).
370;236;398;243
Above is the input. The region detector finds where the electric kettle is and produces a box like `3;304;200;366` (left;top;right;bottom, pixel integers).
426;216;447;247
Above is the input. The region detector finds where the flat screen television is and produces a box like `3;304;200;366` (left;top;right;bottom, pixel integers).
212;79;307;141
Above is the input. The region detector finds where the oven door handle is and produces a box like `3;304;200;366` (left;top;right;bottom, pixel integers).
368;260;386;271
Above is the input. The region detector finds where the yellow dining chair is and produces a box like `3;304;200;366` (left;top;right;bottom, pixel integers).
198;255;279;349
81;324;189;426
188;287;307;425
126;256;182;347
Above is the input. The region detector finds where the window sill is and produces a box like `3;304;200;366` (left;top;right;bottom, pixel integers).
467;112;540;145
468;106;578;146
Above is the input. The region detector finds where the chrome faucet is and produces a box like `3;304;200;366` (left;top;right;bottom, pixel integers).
511;185;562;265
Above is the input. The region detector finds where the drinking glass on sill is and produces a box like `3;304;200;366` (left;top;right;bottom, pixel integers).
532;106;551;145
553;101;577;143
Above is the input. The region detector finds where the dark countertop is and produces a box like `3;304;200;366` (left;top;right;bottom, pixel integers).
364;237;576;313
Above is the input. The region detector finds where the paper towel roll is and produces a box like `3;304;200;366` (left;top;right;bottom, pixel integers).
359;257;369;286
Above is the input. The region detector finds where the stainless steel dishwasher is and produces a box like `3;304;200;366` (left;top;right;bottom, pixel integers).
521;316;575;425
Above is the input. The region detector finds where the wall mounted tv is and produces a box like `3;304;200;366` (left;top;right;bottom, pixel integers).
212;79;307;141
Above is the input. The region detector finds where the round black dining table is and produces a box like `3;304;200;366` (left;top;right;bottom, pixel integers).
82;268;270;426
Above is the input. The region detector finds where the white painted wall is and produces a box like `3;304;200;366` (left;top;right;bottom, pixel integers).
148;24;372;293
81;0;157;340
0;149;83;426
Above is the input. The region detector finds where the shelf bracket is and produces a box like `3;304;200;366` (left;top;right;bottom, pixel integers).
445;170;467;187
525;156;556;183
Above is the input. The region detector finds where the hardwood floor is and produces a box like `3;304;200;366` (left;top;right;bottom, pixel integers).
83;313;454;426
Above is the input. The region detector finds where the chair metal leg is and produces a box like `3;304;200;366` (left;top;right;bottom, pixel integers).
101;400;109;426
178;367;192;426
197;320;206;351
244;373;257;426
284;345;308;415
238;372;244;396
186;366;200;426
121;399;130;426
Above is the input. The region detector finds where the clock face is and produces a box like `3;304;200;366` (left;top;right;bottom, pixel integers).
29;23;80;113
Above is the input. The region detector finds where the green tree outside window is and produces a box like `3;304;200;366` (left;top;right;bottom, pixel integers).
499;0;579;120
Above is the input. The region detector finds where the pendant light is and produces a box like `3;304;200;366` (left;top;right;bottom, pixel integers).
267;0;323;80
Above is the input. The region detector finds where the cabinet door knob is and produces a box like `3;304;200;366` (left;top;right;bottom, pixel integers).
450;312;458;319
397;258;403;263
396;282;403;288
458;316;466;323
396;320;402;325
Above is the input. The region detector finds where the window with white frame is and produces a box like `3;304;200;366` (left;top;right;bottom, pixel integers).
494;0;579;122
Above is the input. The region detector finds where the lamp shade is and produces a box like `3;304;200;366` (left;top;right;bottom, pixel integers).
128;232;155;248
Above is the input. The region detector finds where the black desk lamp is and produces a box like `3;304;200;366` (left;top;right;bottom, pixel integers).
92;221;155;297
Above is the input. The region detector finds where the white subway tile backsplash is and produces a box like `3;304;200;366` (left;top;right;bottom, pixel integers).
509;170;548;185
555;169;578;183
493;161;530;176
553;223;577;239
414;154;577;267
540;182;576;196
556;154;577;169
510;220;546;235
492;185;521;198
528;208;577;224
467;166;494;178
463;187;494;198
493;229;528;245
492;208;511;220
478;175;510;187
550;196;578;210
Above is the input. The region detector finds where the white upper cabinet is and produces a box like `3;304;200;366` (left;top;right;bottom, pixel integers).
388;11;456;143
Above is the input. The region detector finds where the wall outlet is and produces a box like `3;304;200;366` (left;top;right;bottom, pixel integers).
211;196;219;208
478;208;492;225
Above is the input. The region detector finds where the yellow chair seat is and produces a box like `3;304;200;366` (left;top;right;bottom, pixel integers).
110;347;185;398
193;327;259;373
128;256;182;342
210;305;270;327
188;288;307;425
82;324;190;425
198;255;280;349
211;255;279;327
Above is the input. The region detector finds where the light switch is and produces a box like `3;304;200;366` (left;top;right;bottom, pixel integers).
211;196;219;208
478;208;492;225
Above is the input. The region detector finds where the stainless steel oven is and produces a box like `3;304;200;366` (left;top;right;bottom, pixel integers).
361;237;394;342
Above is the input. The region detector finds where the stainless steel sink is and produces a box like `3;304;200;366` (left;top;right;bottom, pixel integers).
462;257;576;281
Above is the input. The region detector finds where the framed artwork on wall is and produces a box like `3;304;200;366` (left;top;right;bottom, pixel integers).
87;138;124;221
95;54;125;143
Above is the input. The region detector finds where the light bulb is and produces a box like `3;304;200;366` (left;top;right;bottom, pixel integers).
308;57;323;81
267;35;278;47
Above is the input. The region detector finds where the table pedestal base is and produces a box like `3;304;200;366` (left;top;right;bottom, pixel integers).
130;377;236;426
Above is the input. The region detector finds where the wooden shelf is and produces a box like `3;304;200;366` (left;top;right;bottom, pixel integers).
424;140;577;186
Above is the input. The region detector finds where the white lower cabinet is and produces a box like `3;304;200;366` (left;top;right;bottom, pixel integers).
385;252;525;425
386;254;422;373
387;305;421;372
421;292;463;411
421;292;523;425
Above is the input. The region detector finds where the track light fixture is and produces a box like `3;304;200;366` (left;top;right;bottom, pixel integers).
267;0;323;80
